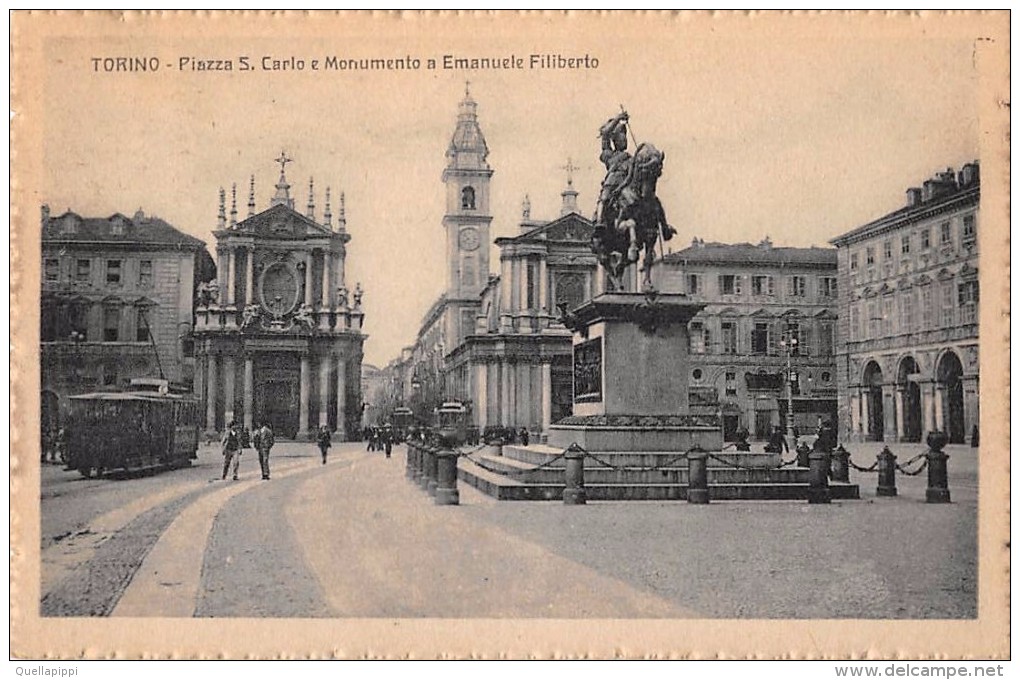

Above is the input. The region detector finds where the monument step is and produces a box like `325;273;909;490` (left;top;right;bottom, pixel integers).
457;458;860;502
499;445;785;470
468;453;810;485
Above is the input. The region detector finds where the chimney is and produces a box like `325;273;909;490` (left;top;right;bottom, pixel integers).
906;187;922;207
960;162;980;187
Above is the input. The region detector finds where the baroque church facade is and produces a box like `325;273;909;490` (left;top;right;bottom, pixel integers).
193;156;365;440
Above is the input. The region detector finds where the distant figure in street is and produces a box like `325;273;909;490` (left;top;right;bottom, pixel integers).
384;427;393;458
221;421;242;481
254;421;274;480
317;425;331;465
239;425;252;453
764;425;789;455
519;428;530;446
813;418;837;454
734;427;751;452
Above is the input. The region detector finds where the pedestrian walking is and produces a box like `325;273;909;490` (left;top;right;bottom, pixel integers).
384;427;393;459
255;421;275;480
764;424;789;454
221;421;242;481
519;428;530;446
317;425;331;465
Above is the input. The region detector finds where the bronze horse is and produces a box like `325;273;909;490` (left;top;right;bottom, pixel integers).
592;142;675;291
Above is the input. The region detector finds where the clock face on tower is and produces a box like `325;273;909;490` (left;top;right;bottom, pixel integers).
459;227;481;251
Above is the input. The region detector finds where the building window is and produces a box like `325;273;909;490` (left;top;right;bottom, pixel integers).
940;221;952;246
103;306;120;342
783;322;801;356
751;322;769;355
882;295;895;336
920;285;933;329
106;259;123;285
940;281;955;327
819;277;837;298
724;372;737;397
867;300;880;339
686;273;700;295
689;322;707;354
136;307;149;342
958;280;978;324
883;240;893;261
899;289;915;334
921;228;931;250
111;221;125;236
849;304;860;341
901;234;911;255
138;260;153;288
718;274;741;295
75;259;91;283
962;214;976;245
751;275;773;296
850;252;859;270
44;258;59;282
788;276;806;298
461;186;476;210
692;368;703;381
721;321;737;355
818;321;834;357
41;300;59;341
68;302;89;340
865;247;875;266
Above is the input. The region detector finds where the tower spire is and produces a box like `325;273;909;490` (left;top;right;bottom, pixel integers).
229;183;238;227
247;175;256;217
307;177;315;220
324;187;333;229
522;194;531;220
338;191;346;231
217;187;226;229
271;150;294;208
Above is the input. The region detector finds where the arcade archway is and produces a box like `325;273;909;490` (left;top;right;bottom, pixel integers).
863;361;884;442
896;356;922;442
937;351;965;444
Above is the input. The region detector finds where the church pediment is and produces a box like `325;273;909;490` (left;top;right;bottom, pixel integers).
522;213;593;243
234;204;331;240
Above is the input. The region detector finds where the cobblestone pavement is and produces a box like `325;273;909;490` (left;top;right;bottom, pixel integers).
40;440;978;619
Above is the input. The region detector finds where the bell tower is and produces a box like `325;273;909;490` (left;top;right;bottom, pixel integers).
442;83;493;300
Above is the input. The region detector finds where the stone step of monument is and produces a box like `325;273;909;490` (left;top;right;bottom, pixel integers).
466;452;810;485
499;445;785;470
457;457;860;502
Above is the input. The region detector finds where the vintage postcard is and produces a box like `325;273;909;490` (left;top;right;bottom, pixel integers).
10;11;1010;660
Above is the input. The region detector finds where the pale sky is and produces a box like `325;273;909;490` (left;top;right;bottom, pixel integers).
38;19;979;367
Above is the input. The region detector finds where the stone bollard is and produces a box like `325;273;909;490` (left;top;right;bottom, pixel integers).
417;445;431;491
831;445;851;483
687;447;709;504
876;446;897;497
562;444;587;505
807;450;832;504
925;431;951;504
425;446;439;497
434;449;461;506
405;441;416;480
796;441;811;468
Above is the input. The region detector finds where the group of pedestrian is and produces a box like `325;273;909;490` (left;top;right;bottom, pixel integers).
364;426;394;458
221;421;275;481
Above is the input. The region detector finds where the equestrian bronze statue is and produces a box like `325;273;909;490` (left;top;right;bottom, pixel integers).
592;109;677;291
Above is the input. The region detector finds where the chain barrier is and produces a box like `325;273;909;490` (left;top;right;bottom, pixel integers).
461;449;568;477
896;458;928;476
707;452;770;471
848;457;879;473
456;443;489;457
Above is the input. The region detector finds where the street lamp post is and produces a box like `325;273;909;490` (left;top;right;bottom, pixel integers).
779;332;799;449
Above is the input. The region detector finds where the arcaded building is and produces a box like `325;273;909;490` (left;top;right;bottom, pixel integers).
831;162;980;444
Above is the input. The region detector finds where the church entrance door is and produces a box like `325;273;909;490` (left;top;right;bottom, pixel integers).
261;380;297;439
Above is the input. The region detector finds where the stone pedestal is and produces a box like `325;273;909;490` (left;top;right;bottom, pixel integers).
548;292;722;452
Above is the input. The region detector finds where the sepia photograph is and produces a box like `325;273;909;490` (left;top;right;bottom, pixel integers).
10;10;1010;660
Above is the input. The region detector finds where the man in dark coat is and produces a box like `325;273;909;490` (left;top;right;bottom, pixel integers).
255;422;274;480
317;425;331;465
